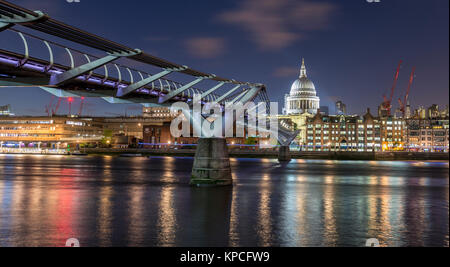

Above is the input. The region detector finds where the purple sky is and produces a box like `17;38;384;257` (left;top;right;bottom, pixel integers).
1;0;448;116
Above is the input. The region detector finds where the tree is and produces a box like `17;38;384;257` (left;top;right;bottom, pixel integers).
245;137;257;145
101;129;113;147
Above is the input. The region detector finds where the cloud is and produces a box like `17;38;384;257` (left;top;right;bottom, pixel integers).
273;66;300;77
185;37;226;59
218;0;338;50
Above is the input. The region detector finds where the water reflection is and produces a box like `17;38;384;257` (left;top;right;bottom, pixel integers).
257;173;273;247
0;155;448;247
157;186;177;246
323;176;338;246
228;185;240;247
98;184;113;246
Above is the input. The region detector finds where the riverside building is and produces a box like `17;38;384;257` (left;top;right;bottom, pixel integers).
0;116;103;149
305;109;406;152
405;118;449;152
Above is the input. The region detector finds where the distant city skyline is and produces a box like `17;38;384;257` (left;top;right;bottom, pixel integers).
0;0;448;116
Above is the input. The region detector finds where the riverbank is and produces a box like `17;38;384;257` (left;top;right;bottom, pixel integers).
1;148;447;161
81;148;449;161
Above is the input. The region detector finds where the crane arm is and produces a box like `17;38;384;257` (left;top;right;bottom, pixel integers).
389;60;403;102
404;67;415;104
53;98;62;116
78;97;85;116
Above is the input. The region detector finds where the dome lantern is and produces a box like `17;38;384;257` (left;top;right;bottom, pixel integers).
300;58;307;78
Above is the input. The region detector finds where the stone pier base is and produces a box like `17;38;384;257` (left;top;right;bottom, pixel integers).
278;146;291;162
191;138;232;186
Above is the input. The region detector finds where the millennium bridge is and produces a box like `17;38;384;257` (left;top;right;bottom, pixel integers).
0;0;297;185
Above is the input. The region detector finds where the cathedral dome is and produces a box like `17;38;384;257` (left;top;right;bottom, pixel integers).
284;58;321;115
290;59;317;97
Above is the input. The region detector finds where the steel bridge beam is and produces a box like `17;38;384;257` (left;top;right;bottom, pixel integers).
0;10;47;32
0;77;50;87
229;90;249;104
235;86;262;105
276;121;301;146
39;87;79;97
159;75;214;103
50;50;140;86
0;22;11;31
200;82;225;101
116;66;188;98
215;85;241;103
102;97;166;105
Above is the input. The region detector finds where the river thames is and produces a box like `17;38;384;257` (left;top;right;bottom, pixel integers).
0;154;448;247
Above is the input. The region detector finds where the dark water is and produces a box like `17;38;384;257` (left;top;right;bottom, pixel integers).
0;154;448;247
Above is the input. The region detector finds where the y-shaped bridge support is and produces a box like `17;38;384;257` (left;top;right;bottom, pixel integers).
277;127;300;162
189;86;264;186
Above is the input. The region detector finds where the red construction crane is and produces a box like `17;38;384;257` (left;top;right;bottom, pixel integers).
78;97;85;117
68;97;74;116
45;96;55;117
381;60;402;116
398;67;416;118
53;98;62;116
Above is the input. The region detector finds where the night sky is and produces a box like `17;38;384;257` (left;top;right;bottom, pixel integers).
1;0;448;116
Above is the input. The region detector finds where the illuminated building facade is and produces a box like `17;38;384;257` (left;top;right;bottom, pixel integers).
143;107;177;120
405;118;449;152
0;116;178;149
305;109;405;152
0;116;103;148
379;116;406;151
143;122;174;147
278;112;314;147
97;117;149;140
0;105;12;116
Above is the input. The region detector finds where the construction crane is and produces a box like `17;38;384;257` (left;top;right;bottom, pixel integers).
53;98;62;116
67;97;74;116
381;60;402;117
398;67;416;118
78;97;86;117
45;96;55;117
45;96;64;117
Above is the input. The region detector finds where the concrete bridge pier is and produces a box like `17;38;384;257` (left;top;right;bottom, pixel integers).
191;138;232;186
278;146;292;162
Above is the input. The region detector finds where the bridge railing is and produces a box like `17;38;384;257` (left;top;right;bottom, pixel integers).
0;28;226;102
0;0;271;114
